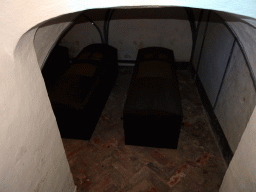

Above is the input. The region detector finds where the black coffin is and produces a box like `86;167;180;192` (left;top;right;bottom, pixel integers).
47;43;118;140
123;47;183;149
42;45;71;89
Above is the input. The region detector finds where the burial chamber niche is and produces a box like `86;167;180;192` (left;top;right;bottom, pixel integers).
34;6;256;190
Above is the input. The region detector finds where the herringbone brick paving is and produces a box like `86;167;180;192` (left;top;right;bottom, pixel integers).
61;67;227;192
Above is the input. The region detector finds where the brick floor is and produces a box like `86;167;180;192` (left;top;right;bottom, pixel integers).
149;149;169;165
61;68;227;191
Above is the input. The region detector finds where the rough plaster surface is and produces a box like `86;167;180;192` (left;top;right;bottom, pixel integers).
0;26;75;191
59;18;192;61
34;12;82;68
192;10;210;68
59;21;103;58
192;8;202;28
214;43;256;152
220;106;256;191
1;0;256;192
218;12;256;82
110;19;191;61
198;13;235;106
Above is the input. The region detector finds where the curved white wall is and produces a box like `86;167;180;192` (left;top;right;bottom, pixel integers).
34;12;83;68
191;9;256;191
192;10;256;152
1;1;256;192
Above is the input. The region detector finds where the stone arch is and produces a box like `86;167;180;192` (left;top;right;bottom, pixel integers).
3;1;256;191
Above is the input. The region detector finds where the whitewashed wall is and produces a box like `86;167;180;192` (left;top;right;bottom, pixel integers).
214;42;256;152
1;0;256;191
192;10;212;69
59;8;192;62
197;13;235;107
193;10;256;154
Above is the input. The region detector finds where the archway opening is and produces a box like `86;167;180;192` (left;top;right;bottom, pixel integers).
33;6;256;191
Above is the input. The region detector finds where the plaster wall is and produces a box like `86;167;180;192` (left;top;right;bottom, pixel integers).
59;8;192;62
192;10;256;155
218;12;256;79
0;1;79;191
214;42;256;152
34;12;82;69
214;11;256;191
1;0;256;191
0;26;75;192
58;21;103;59
220;105;256;191
192;10;210;69
197;13;235;106
188;9;256;190
193;8;203;29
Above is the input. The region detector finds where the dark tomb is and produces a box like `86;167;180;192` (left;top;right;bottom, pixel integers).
123;47;183;149
45;44;118;140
